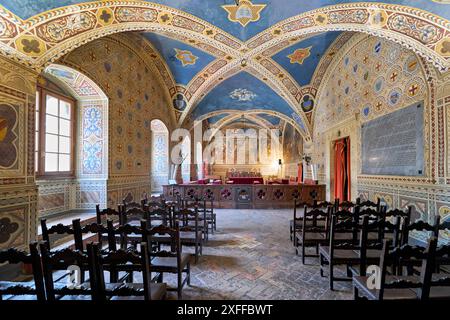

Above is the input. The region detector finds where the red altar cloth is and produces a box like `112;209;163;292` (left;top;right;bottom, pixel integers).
227;177;264;184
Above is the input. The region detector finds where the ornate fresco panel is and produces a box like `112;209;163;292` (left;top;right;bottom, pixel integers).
314;34;450;243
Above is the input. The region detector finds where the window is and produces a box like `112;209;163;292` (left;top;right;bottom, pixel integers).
35;87;75;177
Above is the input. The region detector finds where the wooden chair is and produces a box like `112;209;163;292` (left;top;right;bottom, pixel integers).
348;216;401;278
319;215;367;290
141;221;191;299
87;242;166;301
353;237;437;300
95;205;122;246
172;206;203;263
294;206;330;264
0;243;45;301
200;197;217;234
41;219;79;283
290;200;308;242
40;243;92;300
180;204;208;242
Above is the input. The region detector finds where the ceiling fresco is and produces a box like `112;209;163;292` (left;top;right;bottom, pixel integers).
208;113;231;124
192;71;304;127
1;1;449;39
258;114;281;126
0;1;449;139
272;32;341;87
142;33;215;86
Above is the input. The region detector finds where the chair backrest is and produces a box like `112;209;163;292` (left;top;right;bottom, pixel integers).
355;206;385;222
96;205;122;225
333;198;356;211
293;200;309;223
385;207;412;220
401;216;440;246
329;214;362;250
87;242;152;301
358;216;401;275
106;219;143;251
0;243;45;301
121;206;146;225
311;200;333;208
145;206;171;227
72;219;108;251
39;243;90;301
40;219;75;250
302;206;330;239
356;197;381;211
141;221;181;261
378;237;437;300
122;200;143;211
174;207;200;231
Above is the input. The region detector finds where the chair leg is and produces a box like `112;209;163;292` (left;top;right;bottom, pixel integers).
195;242;199;264
353;286;359;300
301;245;306;264
178;271;183;300
329;264;334;291
290;225;293;241
187;263;191;286
319;254;324;277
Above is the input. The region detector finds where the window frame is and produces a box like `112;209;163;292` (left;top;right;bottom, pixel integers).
36;86;76;179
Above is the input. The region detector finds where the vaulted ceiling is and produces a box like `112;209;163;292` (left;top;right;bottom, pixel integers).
1;1;449;140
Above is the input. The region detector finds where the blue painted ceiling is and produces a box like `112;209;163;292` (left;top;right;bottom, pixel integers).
258;114;280;126
273;32;341;87
1;1;449;40
3;1;448;129
192;71;303;128
142;33;215;86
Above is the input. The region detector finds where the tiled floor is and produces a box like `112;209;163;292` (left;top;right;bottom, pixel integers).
163;209;352;300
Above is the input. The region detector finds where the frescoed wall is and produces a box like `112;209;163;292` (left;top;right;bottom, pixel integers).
58;34;176;206
0;55;38;250
36;68;109;217
313;34;450;243
283;123;303;178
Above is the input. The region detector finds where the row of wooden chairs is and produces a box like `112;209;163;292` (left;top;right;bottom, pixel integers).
174;194;217;234
289;198;386;242
289;198;450;299
0;220;191;300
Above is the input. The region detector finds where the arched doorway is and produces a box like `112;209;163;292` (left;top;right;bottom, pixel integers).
151;119;169;192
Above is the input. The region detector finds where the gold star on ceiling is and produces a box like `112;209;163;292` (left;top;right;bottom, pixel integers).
287;47;312;65
222;0;267;27
174;48;199;67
